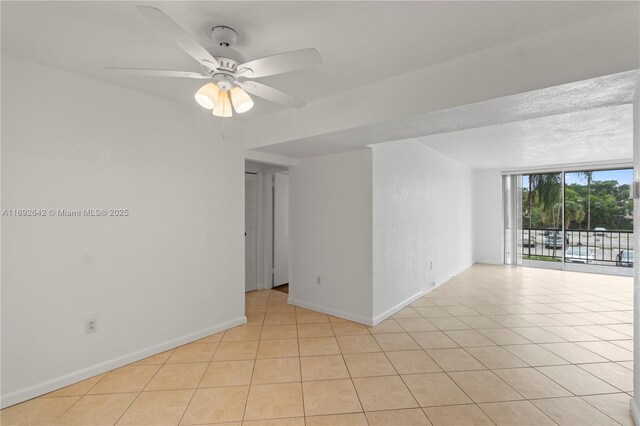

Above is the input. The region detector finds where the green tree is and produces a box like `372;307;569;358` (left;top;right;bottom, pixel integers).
575;171;593;229
564;197;586;229
564;179;632;230
523;173;562;229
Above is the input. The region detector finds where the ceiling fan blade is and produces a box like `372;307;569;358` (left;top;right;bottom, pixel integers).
136;6;220;70
238;48;321;78
236;81;306;109
105;68;210;79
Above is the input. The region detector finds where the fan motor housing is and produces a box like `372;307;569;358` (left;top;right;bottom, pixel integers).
201;56;239;77
216;57;238;73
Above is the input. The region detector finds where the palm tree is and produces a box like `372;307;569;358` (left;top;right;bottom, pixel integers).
576;171;593;229
565;199;586;229
524;173;562;258
536;174;562;213
536;174;562;258
526;174;543;229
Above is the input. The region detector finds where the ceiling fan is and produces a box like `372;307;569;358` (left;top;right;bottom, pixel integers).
106;6;321;117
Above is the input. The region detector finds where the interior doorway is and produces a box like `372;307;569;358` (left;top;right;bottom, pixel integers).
245;160;290;292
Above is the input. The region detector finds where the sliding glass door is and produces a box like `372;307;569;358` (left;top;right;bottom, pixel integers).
509;167;633;274
521;172;563;264
563;169;633;270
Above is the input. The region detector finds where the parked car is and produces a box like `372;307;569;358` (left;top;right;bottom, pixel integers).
545;232;567;249
522;231;536;248
594;227;607;236
565;246;596;263
616;249;634;267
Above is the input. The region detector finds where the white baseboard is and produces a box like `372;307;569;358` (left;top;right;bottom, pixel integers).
371;263;474;325
474;260;504;266
288;265;475;327
630;398;639;426
287;298;374;326
372;288;430;326
0;316;247;409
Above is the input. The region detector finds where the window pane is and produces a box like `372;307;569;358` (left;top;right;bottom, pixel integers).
521;172;562;262
564;168;634;267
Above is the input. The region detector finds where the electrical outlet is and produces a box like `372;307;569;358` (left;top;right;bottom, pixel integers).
316;276;322;285
86;318;98;334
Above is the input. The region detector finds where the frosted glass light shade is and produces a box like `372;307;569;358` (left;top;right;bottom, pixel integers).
212;90;232;118
230;87;254;113
194;83;219;109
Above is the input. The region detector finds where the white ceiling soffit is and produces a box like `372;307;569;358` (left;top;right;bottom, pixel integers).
418;103;633;171
0;1;636;120
250;70;638;158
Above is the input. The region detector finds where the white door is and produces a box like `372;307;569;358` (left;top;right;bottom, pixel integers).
273;173;289;286
245;173;258;292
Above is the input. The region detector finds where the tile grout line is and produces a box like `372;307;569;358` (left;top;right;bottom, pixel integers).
429;293;563;426
395;317;533;424
293;302;307;424
446;285;631;424
176;330;226;426
295;320;309;426
405;291;620;425
335;322;370;424
375;329;432;424
47;369;110;423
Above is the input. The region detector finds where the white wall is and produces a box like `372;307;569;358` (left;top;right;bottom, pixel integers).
288;142;476;325
473;170;505;264
289;149;373;323
371;140;475;321
1;55;246;407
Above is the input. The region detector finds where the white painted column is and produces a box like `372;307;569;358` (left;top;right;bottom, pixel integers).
632;90;640;424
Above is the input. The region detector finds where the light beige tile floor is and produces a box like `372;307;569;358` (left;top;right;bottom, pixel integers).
1;265;635;425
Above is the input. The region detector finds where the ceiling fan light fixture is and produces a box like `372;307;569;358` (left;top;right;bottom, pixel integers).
230;86;254;113
111;7;321;119
194;83;220;109
212;90;233;118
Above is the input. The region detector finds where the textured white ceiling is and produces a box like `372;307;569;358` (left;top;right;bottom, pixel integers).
417;103;633;170
1;1;634;119
251;71;637;160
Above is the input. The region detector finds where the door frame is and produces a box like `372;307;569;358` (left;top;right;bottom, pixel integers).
272;171;290;287
245;172;259;292
263;167;288;288
245;160;289;290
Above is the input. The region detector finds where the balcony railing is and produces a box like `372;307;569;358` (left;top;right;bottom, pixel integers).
521;228;634;267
